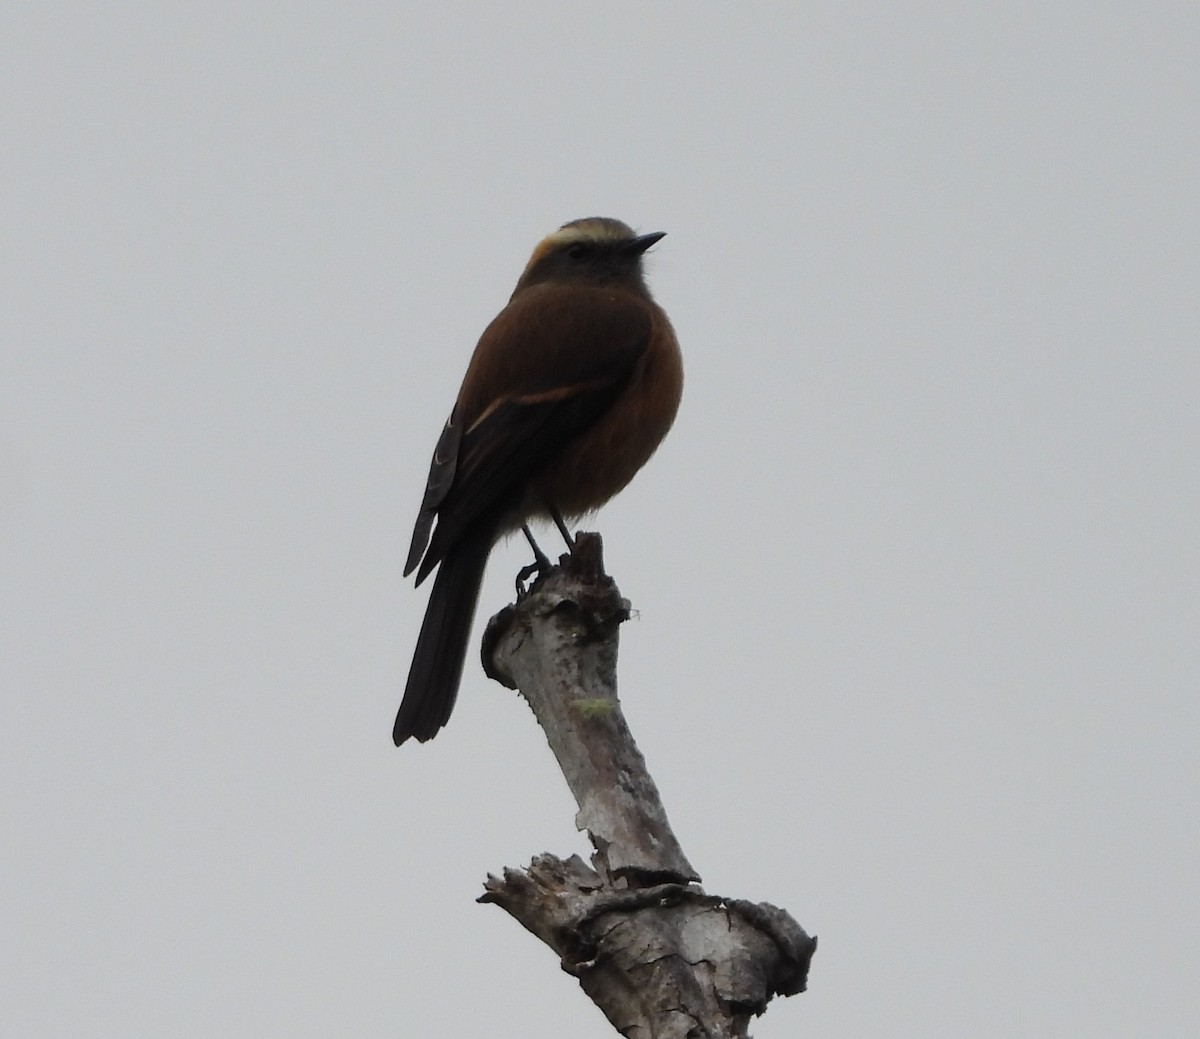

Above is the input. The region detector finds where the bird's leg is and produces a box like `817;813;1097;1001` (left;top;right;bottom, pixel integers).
516;523;551;596
548;503;576;552
515;506;577;595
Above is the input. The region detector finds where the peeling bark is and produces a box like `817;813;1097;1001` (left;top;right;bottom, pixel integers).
479;534;816;1036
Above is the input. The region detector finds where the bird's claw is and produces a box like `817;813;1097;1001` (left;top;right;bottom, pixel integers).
516;543;552;597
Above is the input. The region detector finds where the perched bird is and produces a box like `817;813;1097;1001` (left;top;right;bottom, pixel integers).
394;217;683;746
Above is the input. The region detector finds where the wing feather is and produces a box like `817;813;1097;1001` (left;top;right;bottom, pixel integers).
406;284;654;585
403;409;463;576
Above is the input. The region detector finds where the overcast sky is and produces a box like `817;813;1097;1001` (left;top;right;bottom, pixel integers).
4;4;1197;1036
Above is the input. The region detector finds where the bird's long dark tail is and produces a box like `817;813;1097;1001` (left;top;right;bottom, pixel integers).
393;522;496;745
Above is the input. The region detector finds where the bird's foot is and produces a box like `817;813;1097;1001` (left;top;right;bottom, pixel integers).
515;560;543;597
516;524;553;597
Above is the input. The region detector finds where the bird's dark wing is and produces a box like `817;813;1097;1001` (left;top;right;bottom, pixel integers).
403;409;463;576
409;286;654;585
413;378;627;584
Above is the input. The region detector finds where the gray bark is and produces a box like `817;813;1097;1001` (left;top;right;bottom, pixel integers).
479;534;816;1037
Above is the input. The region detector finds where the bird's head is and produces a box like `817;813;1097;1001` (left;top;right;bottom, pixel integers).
512;217;666;297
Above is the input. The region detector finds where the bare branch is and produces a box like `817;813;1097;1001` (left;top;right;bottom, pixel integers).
480;534;816;1034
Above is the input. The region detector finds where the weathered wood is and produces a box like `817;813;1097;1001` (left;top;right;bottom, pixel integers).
483;533;696;883
480;533;815;1035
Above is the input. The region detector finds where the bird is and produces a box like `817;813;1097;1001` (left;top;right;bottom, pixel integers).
393;216;683;746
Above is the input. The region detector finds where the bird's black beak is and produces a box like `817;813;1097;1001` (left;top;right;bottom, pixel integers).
624;231;667;256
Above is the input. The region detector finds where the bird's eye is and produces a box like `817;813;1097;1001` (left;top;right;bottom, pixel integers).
565;242;588;260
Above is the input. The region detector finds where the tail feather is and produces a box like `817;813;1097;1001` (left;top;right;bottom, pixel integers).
393;523;495;745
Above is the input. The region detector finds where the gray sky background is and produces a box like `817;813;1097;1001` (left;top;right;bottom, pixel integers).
4;4;1197;1036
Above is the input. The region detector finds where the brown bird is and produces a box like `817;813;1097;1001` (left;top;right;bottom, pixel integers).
394;217;683;746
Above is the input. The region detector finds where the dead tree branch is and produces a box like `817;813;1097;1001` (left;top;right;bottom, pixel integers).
479;533;816;1037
